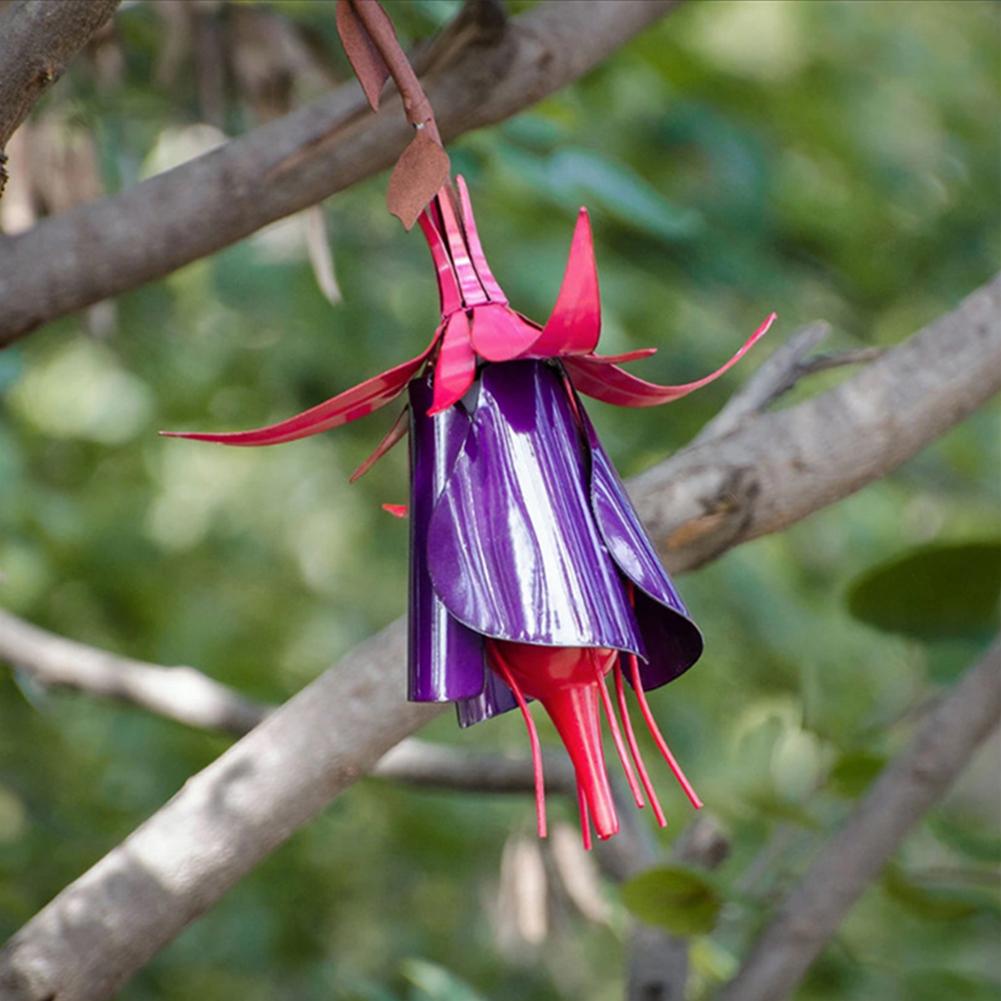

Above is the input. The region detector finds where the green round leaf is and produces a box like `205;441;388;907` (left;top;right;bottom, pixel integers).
828;750;886;798
846;541;1001;642
620;865;722;936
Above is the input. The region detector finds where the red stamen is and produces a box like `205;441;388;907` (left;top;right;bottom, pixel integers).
494;658;548;838
627;653;703;810
594;664;645;810
614;658;666;827
577;784;592;852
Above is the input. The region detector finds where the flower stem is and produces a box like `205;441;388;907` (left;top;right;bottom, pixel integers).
349;0;443;146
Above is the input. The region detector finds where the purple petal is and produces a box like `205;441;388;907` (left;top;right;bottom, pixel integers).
408;374;486;702
577;398;703;689
455;671;518;727
427;360;644;654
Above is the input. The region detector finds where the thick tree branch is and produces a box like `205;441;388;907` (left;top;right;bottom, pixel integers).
0;0;120;156
717;639;1001;1001
636;275;1001;571
0;606;580;790
0;277;997;1000
0;0;680;346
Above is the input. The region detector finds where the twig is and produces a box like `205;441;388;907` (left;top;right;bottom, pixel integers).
0;606;579;792
692;322;884;445
692;322;833;443
0;0;681;345
0;280;997;1000
0;0;121;160
717;639;1001;1001
349;0;441;143
0;609;269;735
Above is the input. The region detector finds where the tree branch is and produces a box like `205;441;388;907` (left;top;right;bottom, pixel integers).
0;606;582;790
0;276;997;1000
0;0;680;346
635;275;1001;571
0;0;120;169
0;609;269;735
717;638;1001;1001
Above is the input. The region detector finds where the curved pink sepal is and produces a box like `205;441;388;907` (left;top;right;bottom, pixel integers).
565;313;776;408
469;302;540;362
417;209;462;317
429;311;477;415
160;340;437;447
349;405;410;482
584;347;658;364
455;175;507;304
530;208;601;358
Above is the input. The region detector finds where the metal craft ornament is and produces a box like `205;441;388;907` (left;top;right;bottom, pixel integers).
163;0;776;845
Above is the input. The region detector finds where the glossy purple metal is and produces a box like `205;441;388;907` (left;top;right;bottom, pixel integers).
428;361;645;654
579;403;703;689
411;359;703;725
407;374;485;702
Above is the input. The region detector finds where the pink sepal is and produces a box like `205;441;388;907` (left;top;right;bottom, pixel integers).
160;339;437;447
349;405;410;482
417;209;462;317
469;302;540;362
455;176;507;304
429;311;477;415
582;347;658;364
530;208;601;358
382;503;408;518
564;313;776;407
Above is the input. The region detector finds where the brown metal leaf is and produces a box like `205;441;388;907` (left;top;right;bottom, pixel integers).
335;0;389;111
387;130;450;230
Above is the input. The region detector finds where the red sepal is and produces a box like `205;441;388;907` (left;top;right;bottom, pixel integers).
565;312;776;407
161;339;437;447
529;208;601;358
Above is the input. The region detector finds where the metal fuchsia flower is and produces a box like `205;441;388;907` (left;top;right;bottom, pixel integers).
163;179;775;846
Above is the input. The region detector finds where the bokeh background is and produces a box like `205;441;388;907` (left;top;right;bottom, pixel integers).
1;1;999;999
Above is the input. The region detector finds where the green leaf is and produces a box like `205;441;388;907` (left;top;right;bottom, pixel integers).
620;865;722;935
846;541;1001;642
740;790;822;828
828;750;886;798
882;864;1001;922
903;969;1001;1001
930;816;1001;865
401;959;487;1001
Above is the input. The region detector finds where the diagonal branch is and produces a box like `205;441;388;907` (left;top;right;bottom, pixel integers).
0;0;681;346
693;321;885;446
0;0;120;189
716;638;1001;1001
635;274;1001;570
0;606;577;789
0;275;998;1001
0;609;269;735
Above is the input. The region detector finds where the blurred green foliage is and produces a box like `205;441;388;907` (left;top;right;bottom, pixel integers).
847;540;1001;643
1;2;999;999
621;866;722;936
